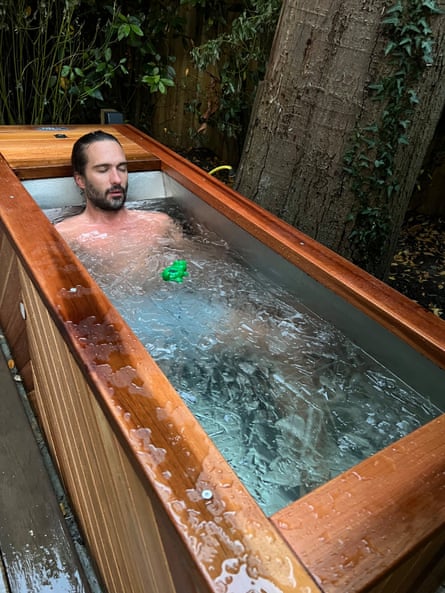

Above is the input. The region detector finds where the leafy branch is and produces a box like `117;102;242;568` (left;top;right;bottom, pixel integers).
186;0;282;142
0;0;177;125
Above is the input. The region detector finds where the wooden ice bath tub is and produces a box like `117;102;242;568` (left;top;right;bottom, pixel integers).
0;125;444;593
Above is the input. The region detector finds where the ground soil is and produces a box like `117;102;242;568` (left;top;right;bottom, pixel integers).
387;213;445;321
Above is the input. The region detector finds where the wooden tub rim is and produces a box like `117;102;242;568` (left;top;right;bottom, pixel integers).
0;124;444;593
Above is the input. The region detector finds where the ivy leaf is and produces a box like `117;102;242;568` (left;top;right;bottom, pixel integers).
382;16;400;26
384;41;397;55
363;137;376;148
408;89;420;104
418;18;432;34
422;0;445;14
385;2;403;15
368;82;384;95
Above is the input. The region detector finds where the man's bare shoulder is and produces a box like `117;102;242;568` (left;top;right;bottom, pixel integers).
55;213;87;235
130;210;172;223
55;208;181;244
130;209;181;235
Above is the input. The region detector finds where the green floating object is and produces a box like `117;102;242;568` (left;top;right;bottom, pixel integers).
162;259;189;283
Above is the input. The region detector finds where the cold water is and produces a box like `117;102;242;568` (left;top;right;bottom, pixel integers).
67;199;443;516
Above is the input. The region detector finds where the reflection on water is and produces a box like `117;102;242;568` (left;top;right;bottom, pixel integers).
70;200;442;516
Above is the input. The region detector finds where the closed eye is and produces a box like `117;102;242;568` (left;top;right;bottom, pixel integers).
93;162;128;173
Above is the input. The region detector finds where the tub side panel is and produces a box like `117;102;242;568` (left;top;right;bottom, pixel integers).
19;266;210;593
367;527;445;593
0;233;33;392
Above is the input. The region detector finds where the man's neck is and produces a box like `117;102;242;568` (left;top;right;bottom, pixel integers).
83;203;129;226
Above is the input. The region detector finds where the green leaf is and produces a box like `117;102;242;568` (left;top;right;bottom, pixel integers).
118;23;131;41
385;2;403;15
382;16;400;26
88;88;104;101
408;89;419;104
368;82;384;95
422;0;445;14
130;24;143;37
384;41;397;55
363;137;376;148
418;18;432;33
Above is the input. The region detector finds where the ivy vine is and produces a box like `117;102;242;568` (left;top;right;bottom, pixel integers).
343;0;443;272
187;0;282;145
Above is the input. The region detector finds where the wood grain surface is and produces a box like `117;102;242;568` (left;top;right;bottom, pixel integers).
0;124;160;178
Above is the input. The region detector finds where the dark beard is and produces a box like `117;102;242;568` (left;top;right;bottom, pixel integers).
85;182;128;211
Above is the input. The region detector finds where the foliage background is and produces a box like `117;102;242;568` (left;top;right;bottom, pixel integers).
1;0;444;303
0;0;280;163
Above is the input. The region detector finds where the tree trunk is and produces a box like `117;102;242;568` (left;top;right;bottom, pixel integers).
235;0;445;278
409;108;445;217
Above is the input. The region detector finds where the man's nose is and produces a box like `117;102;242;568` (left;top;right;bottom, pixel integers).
110;167;123;184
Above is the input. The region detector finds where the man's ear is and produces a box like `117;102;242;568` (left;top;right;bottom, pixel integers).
74;172;86;191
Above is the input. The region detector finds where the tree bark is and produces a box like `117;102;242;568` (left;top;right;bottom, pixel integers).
236;0;445;278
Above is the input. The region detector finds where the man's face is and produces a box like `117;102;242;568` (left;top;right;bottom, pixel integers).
75;140;129;211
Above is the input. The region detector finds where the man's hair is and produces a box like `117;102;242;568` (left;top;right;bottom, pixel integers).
71;130;122;176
